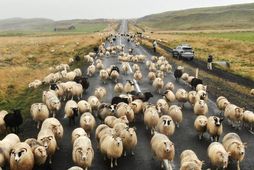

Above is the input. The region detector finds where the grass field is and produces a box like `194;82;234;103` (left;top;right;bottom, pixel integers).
0;33;104;117
200;31;254;42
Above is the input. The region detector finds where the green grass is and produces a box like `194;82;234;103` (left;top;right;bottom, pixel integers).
200;31;254;42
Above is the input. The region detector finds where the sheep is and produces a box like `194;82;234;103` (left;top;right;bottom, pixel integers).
69;83;84;100
65;100;79;125
80;112;96;137
207;116;224;142
66;71;77;81
109;70;119;83
99;69;109;84
72;128;88;144
122;62;129;74
163;90;175;103
216;96;230;111
25;138;47;166
153;77;164;94
132;64;140;72
156;115;175;137
0;110;8;134
87;96;101;112
130;91;153;102
129;99;143;115
42;89;57;103
95;124;116;146
124;80;135;93
114;83;124;94
180;150;203;170
156;99;169;115
0;134;20;168
156;71;164;79
175;88;188;107
114;125;137;156
9;142;34;170
96;62;104;70
188;91;197;106
144;105;159;134
196;84;207;92
150;132;175;169
193;100;208;116
115;102;135;122
164;82;174;91
30;103;49;129
74;76;90;93
194;115;208;140
94;87;107;102
224;104;244;129
250;89;254;96
104;115;129;128
87;65;96;77
151;56;158;62
98;103;115;120
190;78;203;90
43;73;55;84
195;90;208;102
99;134;123;168
78;100;92;114
68;166;83;170
72;136;94;170
45;95;61;117
74;68;82;77
187;76;195;84
149;63;157;72
174;66;184;81
168;105;183;127
28;80;42;89
181;73;189;81
207;142;229;169
148;71;156;82
133;70;142;82
4;109;23;133
243;110;254;132
37;128;57;164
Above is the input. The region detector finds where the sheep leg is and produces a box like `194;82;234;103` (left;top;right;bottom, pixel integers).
161;161;164;169
114;158;118;166
49;156;52;164
176;123;179;128
146;125;148;130
131;150;135;156
37;121;40;129
198;133;202;140
123;151;127;157
110;157;114;168
237;161;240;170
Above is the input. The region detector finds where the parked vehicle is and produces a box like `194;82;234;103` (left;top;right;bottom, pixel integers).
172;44;195;60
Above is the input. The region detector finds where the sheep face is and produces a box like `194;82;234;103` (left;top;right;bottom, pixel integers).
199;118;207;127
235;108;244;119
72;108;79;117
231;142;246;161
163;141;174;153
11;148;27;162
213;117;224;127
216;151;229;169
75;147;92;162
114;136;122;147
52;100;61;110
51;124;63;138
34;146;47;164
39;136;54;149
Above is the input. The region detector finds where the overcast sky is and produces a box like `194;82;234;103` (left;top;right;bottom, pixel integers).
1;0;254;20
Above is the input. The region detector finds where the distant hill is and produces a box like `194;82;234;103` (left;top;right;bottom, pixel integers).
136;3;254;30
0;18;113;32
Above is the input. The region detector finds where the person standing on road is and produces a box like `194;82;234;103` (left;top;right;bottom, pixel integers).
207;54;213;70
153;40;157;53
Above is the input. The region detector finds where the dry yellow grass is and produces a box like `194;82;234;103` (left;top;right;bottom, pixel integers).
0;33;102;99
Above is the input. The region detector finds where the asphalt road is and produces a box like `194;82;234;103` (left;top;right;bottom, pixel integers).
13;20;254;170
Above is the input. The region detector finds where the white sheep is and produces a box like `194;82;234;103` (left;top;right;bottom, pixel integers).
130;99;143;116
195;90;208;102
95;124;116;146
250;89;254;96
156;98;169;115
74;68;82;77
73;136;94;170
87;64;96;77
37;128;57;164
163;90;175;103
99;134;123;168
115;102;135;122
180;150;203;170
207;116;224;142
164;82;174;91
187;76;195;84
132;64;140;72
133;70;142;82
168;105;183;127
78;100;92;114
224;104;244;129
72;128;88;144
28;80;42;89
222;133;246;170
30;103;49;129
193;115;207;140
124;80;135;93
9;142;34;170
96;62;104;70
148;71;156;82
207;142;229;169
0;134;20;168
114;83;124;94
80;112;96;137
94;87;107;102
104;115;129;128
110;70;119;83
66;71;77;81
243;110;254;131
156;115;175;137
144;105;159;134
196;84;207;92
65;100;79;125
188;91;197;106
216;96;230;111
87;96;101;114
121;62;129;74
193;100;208;116
99;69;109;84
181;73;189;81
0;110;8;134
150;132;175;169
45;94;61;117
68;166;83;170
70;83;83;100
176;88;188;107
153;77;164;94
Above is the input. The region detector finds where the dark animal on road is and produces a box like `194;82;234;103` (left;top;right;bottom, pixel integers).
111;96;129;105
74;76;89;91
4;109;23;133
174;68;183;81
129;91;153;102
50;83;59;90
75;55;80;62
69;107;79;126
93;47;99;53
109;65;120;76
190;78;203;89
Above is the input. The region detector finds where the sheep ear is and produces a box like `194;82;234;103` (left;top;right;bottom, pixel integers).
132;126;137;131
213;116;217;121
243;142;247;148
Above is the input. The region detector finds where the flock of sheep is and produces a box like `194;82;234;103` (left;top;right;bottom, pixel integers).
0;32;253;170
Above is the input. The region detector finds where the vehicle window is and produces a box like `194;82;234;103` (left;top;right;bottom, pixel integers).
183;47;192;51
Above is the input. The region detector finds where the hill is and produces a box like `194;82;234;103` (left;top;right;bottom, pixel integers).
136;3;254;30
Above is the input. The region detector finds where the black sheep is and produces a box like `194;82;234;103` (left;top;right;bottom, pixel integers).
75;55;80;62
69;108;79;126
4;109;23;134
49;83;59;90
129;91;153;102
74;76;89;91
111;96;129;105
109;65;120;76
174;69;183;81
190;78;203;89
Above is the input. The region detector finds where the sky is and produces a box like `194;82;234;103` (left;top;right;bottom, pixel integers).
0;0;254;20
